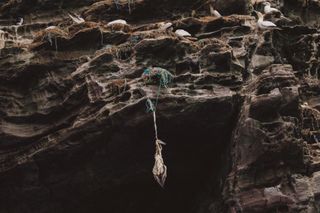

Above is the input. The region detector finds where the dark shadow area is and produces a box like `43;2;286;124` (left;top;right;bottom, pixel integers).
0;98;239;213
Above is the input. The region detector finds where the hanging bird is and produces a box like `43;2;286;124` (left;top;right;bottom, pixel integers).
16;17;23;26
175;29;191;37
210;5;222;18
152;139;167;188
256;11;277;30
68;13;85;24
107;19;127;26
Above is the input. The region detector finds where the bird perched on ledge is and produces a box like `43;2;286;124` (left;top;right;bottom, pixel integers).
263;2;281;15
175;29;191;37
256;11;277;30
106;19;130;32
107;19;127;26
68;13;85;24
209;5;222;18
262;2;291;22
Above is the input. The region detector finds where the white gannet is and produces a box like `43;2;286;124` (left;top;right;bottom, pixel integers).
16;18;23;26
256;11;277;30
210;5;222;18
263;2;292;22
175;29;191;37
263;2;281;15
107;19;127;26
45;26;59;31
68;13;85;24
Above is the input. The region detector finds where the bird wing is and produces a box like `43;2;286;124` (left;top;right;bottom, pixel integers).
175;29;191;37
213;10;222;18
261;20;277;28
45;26;57;30
107;19;127;26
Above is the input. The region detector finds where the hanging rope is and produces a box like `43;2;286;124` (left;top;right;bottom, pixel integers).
143;67;173;188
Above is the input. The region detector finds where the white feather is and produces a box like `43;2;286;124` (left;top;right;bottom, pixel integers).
175;29;191;37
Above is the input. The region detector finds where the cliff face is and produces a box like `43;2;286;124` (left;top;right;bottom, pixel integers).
0;0;319;212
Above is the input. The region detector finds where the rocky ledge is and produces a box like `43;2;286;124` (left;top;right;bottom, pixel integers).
0;0;319;213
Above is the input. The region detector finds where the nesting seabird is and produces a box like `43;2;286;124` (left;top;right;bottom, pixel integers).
263;2;291;22
107;19;127;26
68;13;85;24
175;29;191;37
210;5;222;18
45;26;59;31
256;11;277;30
263;2;281;15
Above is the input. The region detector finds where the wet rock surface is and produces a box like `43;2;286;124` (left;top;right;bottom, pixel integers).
0;0;319;213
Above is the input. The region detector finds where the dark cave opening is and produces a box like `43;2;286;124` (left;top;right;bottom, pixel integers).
67;99;238;213
0;99;239;213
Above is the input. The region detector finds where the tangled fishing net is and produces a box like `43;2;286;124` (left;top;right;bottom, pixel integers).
142;67;174;88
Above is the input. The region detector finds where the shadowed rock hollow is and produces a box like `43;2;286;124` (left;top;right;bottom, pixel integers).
0;0;319;212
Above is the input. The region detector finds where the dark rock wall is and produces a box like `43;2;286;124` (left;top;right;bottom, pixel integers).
0;0;319;213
